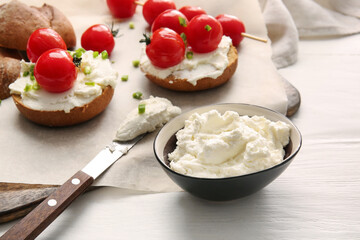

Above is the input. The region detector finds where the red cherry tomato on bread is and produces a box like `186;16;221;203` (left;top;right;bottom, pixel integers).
34;49;77;93
179;6;206;21
106;0;136;18
26;28;67;63
186;15;223;53
81;24;115;55
216;14;246;47
142;0;176;26
144;28;185;68
151;9;188;35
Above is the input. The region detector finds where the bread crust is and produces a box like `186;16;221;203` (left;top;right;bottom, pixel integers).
0;0;76;50
144;45;238;91
35;3;76;49
0;57;21;99
11;86;114;127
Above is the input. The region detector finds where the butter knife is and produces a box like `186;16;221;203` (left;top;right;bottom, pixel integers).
0;134;145;240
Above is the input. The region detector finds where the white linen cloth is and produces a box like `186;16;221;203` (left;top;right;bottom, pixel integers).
261;0;360;68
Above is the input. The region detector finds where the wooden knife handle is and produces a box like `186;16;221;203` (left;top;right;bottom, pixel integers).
0;171;94;240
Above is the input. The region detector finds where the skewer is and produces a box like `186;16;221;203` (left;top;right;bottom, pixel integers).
134;1;144;6
241;32;268;43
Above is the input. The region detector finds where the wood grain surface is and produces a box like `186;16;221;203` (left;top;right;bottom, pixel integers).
283;77;301;117
0;78;301;224
0;171;94;240
0;183;58;223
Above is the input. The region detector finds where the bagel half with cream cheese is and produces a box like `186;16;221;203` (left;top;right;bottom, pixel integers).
11;86;114;127
9;50;118;127
140;36;238;92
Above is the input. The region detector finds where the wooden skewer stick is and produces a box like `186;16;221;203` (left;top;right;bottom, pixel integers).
134;1;144;6
241;32;268;43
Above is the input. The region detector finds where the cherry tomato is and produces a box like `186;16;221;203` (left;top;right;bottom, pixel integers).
151;9;188;35
26;28;67;63
186;15;223;53
216;14;246;47
142;0;176;26
81;24;115;55
34;49;77;93
144;28;185;68
179;6;206;21
106;0;136;18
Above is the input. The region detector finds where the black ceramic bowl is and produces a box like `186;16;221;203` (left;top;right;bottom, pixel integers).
153;103;302;201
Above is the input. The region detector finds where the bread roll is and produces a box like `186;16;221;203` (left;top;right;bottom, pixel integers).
0;0;76;51
0;57;21;99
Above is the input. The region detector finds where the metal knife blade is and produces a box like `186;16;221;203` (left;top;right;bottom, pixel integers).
0;134;145;240
82;134;145;179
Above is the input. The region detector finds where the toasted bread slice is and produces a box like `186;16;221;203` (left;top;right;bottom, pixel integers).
11;86;114;127
144;45;238;91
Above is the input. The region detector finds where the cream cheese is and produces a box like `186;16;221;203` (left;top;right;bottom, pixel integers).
168;110;291;178
115;96;181;141
9;51;118;113
140;36;232;86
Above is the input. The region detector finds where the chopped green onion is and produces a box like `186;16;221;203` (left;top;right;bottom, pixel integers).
121;75;129;81
24;84;32;92
84;66;91;75
74;51;83;58
138;103;146;114
85;82;95;86
73;48;86;58
0;99;1;105
32;82;40;90
111;60;116;64
23;71;29;77
132;60;140;68
77;48;86;53
186;51;193;60
129;22;135;29
29;64;35;73
101;50;108;59
30;73;35;81
205;24;212;31
179;17;187;27
132;91;143;99
93;51;99;58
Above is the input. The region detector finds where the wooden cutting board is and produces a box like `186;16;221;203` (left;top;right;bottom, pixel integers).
0;78;300;223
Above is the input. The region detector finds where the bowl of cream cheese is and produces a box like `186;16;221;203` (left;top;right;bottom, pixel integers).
153;103;302;201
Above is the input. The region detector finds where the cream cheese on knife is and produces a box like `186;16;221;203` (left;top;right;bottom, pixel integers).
115;96;181;141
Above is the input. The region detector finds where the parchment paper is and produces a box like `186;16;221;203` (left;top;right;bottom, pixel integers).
0;0;287;192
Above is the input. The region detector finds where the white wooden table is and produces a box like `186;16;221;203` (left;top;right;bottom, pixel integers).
1;34;359;240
